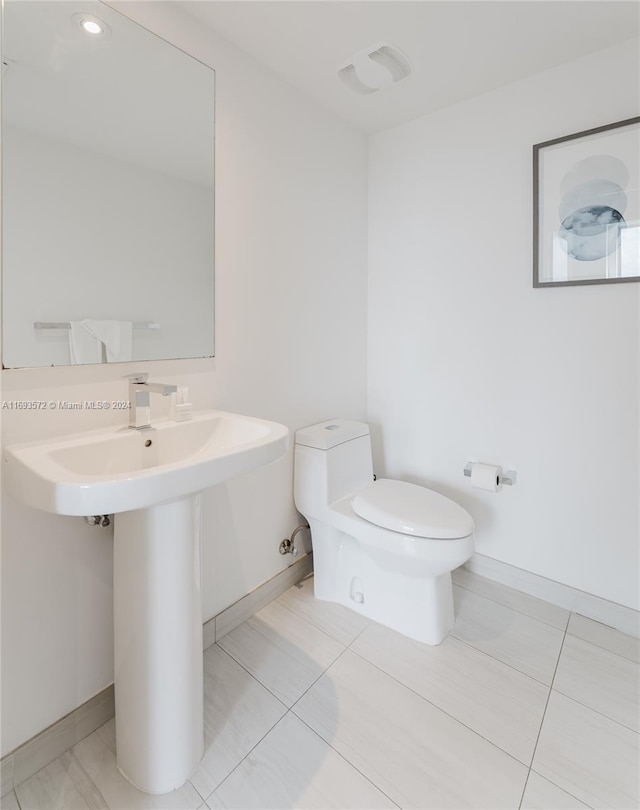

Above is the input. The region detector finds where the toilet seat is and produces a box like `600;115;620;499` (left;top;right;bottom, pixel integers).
352;478;474;540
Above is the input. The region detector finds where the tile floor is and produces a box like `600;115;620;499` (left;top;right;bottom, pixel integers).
5;570;639;810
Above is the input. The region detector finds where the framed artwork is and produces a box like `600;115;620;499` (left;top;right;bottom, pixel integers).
533;116;639;287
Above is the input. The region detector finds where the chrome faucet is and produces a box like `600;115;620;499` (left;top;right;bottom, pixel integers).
125;373;178;429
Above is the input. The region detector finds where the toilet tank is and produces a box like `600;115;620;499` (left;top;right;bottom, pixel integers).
294;420;374;518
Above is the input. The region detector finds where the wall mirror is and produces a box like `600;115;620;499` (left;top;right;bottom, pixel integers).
2;1;215;368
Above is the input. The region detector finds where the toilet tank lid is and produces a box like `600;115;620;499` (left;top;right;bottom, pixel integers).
352;478;475;539
295;419;369;450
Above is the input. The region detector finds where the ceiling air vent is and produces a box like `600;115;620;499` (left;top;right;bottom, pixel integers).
338;42;413;95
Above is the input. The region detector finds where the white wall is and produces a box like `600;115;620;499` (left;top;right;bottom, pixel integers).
2;124;214;367
368;38;639;611
0;1;368;755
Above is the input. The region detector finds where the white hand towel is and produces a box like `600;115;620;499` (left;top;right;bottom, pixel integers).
69;321;103;364
81;320;133;362
109;321;133;362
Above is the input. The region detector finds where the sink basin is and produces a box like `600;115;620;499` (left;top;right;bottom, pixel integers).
3;409;289;515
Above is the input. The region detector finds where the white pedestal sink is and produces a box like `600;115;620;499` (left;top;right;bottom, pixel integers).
3;410;289;794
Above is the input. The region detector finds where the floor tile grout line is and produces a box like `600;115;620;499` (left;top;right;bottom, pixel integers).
203;634;361;805
199;644;292;800
535;608;640;735
292;712;402;809
526;767;597;810
452;580;569;631
201;709;294;805
77;758;112;810
215;628;347;722
568;611;640;644
346;621;371;648
549;687;640;735
189;776;210;804
293;576;636;687
287;640;354;713
216;634;342;705
275;594;370;647
567;640;640;667
269;595;359;648
211;643;290;712
218;598;347;667
201;612;335;805
563;625;640;667
17;746;111;810
345;645;532;770
138;631;634;810
280;589;556;770
517;611;569;810
456;577;640;656
448;629;559;688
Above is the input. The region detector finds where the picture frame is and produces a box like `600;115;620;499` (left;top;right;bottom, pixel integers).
533;116;639;287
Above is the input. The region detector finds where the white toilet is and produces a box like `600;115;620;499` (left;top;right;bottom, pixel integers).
294;419;475;645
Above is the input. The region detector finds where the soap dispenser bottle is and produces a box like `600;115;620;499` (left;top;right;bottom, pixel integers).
171;386;192;421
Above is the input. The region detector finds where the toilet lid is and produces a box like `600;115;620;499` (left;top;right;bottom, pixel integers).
352;478;474;540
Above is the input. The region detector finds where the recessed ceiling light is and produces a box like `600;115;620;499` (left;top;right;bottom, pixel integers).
81;19;102;35
71;13;111;39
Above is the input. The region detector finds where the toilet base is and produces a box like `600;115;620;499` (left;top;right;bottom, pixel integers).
312;523;455;645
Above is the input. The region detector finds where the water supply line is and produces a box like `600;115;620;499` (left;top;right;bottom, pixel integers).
279;523;309;557
84;515;111;527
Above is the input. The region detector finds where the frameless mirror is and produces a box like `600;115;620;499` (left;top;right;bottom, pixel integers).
2;1;215;368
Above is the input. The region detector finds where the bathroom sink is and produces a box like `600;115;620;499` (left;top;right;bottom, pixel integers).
4;407;290;794
4;410;289;515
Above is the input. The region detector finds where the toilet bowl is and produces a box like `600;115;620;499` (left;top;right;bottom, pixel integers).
294;419;474;645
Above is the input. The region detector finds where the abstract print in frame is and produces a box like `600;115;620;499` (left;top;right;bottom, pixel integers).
533;117;640;287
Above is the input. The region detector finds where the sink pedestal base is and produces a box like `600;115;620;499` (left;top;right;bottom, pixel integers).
114;495;204;795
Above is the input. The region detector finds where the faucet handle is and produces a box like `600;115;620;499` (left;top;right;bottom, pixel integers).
123;372;148;384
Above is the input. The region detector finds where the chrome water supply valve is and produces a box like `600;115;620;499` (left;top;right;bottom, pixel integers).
84;514;111;527
279;523;309;556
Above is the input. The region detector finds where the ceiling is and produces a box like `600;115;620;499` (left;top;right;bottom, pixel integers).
181;0;640;134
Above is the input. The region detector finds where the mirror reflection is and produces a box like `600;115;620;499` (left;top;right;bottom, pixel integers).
2;1;215;368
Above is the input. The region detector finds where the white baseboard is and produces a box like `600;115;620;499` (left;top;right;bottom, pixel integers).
0;686;115;800
465;553;639;638
1;553;313;797
213;552;313;642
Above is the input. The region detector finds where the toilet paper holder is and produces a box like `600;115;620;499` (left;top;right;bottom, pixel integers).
464;462;517;486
